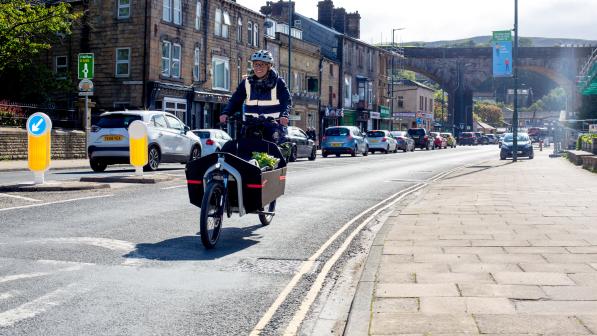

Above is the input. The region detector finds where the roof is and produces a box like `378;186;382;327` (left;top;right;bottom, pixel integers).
294;13;342;36
394;79;436;91
476;120;496;130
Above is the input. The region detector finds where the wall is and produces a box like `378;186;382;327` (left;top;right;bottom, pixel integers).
0;128;86;160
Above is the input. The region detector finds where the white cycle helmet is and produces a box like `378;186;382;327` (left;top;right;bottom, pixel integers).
250;50;274;64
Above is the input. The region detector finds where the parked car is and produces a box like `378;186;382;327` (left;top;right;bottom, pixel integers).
321;126;368;157
485;134;498;144
498;134;505;148
88;111;201;172
440;132;457;148
286;126;317;161
500;132;534;160
474;132;489;145
458;132;477;146
390;131;415;152
366;130;397;154
192;129;232;156
430;132;447;149
407;128;431;150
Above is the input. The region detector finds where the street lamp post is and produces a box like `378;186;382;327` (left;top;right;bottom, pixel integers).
391;28;405;132
512;0;519;161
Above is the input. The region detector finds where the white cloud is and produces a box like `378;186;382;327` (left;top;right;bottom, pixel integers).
236;0;597;42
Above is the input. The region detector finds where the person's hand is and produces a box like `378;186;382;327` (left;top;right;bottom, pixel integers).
279;117;289;126
219;115;228;124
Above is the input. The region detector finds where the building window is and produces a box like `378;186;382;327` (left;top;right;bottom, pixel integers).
368;51;373;71
265;18;276;38
253;23;259;47
171;43;181;78
162;0;181;24
212;56;230;91
344;75;351;106
117;0;130;19
236;17;242;43
247;20;253;46
193;47;200;81
214;8;230;38
195;1;201;30
424;97;427;112
398;96;404;108
55;56;67;79
161;41;181;78
358;81;365;101
162;98;187;123
237;57;242;85
307;77;318;93
115;48;130;77
329;63;333;77
419;96;424;111
367;81;373;105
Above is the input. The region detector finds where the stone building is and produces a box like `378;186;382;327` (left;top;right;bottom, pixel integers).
43;0;265;129
391;79;436;131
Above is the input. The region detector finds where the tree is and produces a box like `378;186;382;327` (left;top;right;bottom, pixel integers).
473;101;504;125
0;0;80;72
433;90;448;123
526;87;567;112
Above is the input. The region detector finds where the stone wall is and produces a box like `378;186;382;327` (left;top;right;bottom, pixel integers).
0;128;87;160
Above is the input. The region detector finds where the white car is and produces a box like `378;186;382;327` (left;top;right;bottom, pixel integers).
192;129;232;155
88;110;201;172
366;130;397;154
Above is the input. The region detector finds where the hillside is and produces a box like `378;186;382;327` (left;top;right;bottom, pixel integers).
405;36;596;48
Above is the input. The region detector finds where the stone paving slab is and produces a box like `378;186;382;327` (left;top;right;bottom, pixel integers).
0;180;110;191
345;151;597;336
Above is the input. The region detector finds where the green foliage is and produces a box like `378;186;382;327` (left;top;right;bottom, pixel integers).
473;101;504;125
0;62;75;103
0;0;81;72
576;134;597;150
525;87;567;112
433;90;447;122
252;152;279;170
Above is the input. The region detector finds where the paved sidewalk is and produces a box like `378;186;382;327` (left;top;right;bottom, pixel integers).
0;159;89;172
346;150;597;335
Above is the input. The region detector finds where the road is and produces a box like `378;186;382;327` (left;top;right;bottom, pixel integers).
0;146;496;335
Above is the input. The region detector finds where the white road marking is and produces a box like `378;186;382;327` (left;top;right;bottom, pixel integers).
26;237;136;252
0;290;20;300
0;272;49;284
0;283;90;328
249;183;424;336
251;164;470;335
0;194;114;212
160;184;186;190
0;193;41;202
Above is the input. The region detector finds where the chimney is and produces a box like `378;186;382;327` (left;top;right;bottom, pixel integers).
333;7;346;34
262;0;295;23
317;0;334;28
346;11;361;39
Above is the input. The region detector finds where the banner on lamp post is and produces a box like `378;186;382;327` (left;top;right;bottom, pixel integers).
492;30;513;78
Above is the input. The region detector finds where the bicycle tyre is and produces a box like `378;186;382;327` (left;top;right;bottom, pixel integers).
258;200;276;226
200;181;225;249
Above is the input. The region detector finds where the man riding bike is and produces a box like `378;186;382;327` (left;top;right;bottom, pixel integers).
219;49;291;143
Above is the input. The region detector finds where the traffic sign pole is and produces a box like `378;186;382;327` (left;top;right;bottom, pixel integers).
26;113;52;184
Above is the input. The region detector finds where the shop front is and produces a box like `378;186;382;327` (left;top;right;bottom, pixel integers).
369;111;381;130
379;106;392;130
342;108;357;127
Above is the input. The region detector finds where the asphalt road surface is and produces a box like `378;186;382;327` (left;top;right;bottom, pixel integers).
0;146;497;335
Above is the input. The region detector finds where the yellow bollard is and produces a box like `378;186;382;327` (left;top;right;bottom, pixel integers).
26;113;52;184
128;120;148;175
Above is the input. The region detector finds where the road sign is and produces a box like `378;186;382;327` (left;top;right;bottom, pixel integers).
129;120;148;175
416;117;422;124
79;79;94;92
26;113;52;183
78;53;95;79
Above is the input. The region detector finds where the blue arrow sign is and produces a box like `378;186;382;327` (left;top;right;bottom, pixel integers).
28;115;47;136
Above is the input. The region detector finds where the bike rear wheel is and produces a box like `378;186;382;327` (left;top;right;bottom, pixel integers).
200;181;225;249
258;200;276;226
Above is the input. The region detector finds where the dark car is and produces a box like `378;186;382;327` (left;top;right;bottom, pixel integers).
458;132;477;146
474;132;489;145
407;128;431;150
390;131;415;152
286;126;317;161
500;132;534;160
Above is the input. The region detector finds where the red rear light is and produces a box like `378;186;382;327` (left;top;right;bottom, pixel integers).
424;135;428;140
382;137;387;142
347;135;353;140
206;139;215;145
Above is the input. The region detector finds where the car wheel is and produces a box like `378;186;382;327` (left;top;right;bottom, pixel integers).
322;151;328;158
351;146;357;157
144;145;161;171
190;145;201;160
426;145;430;150
363;146;369;156
336;153;341;157
289;145;298;162
90;159;107;172
528;152;534;159
384;145;389;154
500;154;506;160
308;147;316;161
410;146;414;152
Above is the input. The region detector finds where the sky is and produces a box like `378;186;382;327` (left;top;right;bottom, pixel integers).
236;0;597;44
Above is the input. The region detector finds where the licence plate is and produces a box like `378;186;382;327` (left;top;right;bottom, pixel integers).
369;140;379;143
104;135;123;141
331;143;342;147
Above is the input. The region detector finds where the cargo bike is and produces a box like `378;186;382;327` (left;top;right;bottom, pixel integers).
185;116;288;248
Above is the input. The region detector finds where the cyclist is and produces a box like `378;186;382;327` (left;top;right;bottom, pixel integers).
219;50;291;142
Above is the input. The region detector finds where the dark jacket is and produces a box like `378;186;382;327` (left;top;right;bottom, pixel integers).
222;69;291;118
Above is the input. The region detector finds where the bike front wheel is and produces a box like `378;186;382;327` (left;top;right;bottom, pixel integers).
258;200;276;226
200;181;225;249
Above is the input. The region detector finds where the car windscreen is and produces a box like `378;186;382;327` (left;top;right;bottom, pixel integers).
96;114;142;129
367;131;385;137
195;131;211;139
325;128;349;136
408;129;425;136
460;133;472;137
503;134;530;142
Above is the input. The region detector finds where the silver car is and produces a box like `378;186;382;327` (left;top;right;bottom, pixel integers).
192;129;232;156
88;111;201;172
366;130;397;154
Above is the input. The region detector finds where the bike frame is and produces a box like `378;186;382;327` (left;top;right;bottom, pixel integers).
202;153;247;217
